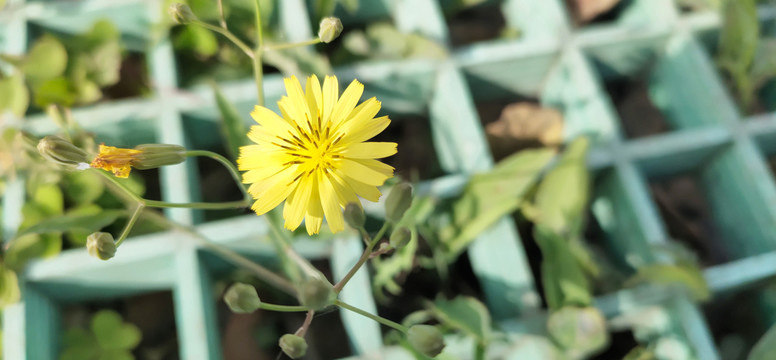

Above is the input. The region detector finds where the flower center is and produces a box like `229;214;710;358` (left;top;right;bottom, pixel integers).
278;115;344;177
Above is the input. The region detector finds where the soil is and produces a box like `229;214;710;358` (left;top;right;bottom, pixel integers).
568;0;633;27
371;115;445;181
61;291;180;360
101;52;151;101
446;2;507;47
603;77;670;138
703;285;776;360
648;174;730;267
591;329;639;359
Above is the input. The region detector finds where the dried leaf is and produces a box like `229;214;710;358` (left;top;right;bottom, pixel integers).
566;0;622;24
485;102;563;158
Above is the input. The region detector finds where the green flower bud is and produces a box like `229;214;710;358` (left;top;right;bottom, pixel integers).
298;277;335;310
318;17;343;43
86;232;116;261
390;226;411;249
37;136;88;167
385;183;412;222
408;325;445;358
223;283;262;314
168;3;197;24
132;144;186;170
547;306;608;358
344;202;365;230
279;334;308;359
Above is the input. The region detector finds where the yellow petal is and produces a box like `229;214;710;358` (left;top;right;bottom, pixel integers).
251;105;294;134
283;176;315;231
334;97;381;134
306;75;322;121
339;116;391;147
237;146;288;171
304;180;324;235
328;171;361;207
321;75;338;125
329;79;363;128
341;142;397;159
248;167;299;215
319;172;345;233
335;169;383;202
284;76;312;124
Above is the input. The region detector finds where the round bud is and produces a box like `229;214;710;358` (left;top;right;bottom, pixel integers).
223;283;262;314
385;183;412;223
279;334;308;359
547;306;608;357
408;325;445;358
86;232;116;260
389;227;411;249
318;17;343;43
168;3;197;24
344;203;365;230
133;144;186;169
37;136;88;167
297;277;335;310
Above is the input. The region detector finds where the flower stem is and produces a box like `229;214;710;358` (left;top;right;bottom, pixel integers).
142;199;249;209
115;203;144;248
252;0;265;106
185;150;251;202
294;310;315;337
264;38;321;51
332;221;390;293
259;303;308;312
335;300;408;334
193;21;254;60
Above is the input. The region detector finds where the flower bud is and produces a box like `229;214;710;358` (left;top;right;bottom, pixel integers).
279;334;307;359
168;3;197;24
344;203;365;230
223;283;262;314
408;325;445;358
547;306;608;357
297;277;335;310
385;183;412;222
37;136;88;167
318;17;343;43
86;232;116;260
390;226;411;249
132;144;186;170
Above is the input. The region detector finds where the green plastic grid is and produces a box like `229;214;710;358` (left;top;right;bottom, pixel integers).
4;0;776;359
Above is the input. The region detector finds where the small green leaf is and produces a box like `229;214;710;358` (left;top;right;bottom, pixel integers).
174;26;219;57
534;225;592;309
63;171;105;206
88;41;122;87
623;346;657;360
0;265;21;308
213;84;249;161
34;77;77;107
533;137;590;235
32;183;64;216
750;323;776;360
0;72;29;117
14;209;124;239
91;310;142;350
547;306;608;357
22;35;68;84
64;205;104;246
718;0;758;74
4;234;47;271
430;296;491;345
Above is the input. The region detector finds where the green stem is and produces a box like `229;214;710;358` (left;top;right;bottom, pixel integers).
265;209;301;283
115;203;144;248
143;199;249;209
475;343;485;360
185;150;251;201
253;0;265;106
335;300;408;334
193;21;255;59
259;303;308;312
94;170;144;203
263;38;321;51
332;221;390;293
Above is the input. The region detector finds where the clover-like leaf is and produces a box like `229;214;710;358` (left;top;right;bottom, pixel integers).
22;35;68;84
91;310;142;350
429;296;491;345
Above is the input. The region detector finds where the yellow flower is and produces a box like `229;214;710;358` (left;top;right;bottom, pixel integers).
90;144;142;178
238;75;397;235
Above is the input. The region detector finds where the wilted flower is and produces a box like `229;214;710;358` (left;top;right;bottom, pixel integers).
90;143;185;178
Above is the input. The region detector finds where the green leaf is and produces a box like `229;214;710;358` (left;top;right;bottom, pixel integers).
547;306;608;357
97;350;134;360
623;346;657;360
750;323;776;360
22;35;68;84
750;39;776;89
213;84;249;161
63;171;105;206
64;205;104;246
625;263;710;301
32;183;64;216
14;209;124;239
34;77;77;107
0;72;29;117
429;296;491;345
4;234;47;271
88;41;122;87
174;25;219;57
443;147;555;258
532;137;590;235
718;0;758;75
61;327;99;360
534;225;592;309
0;265;21;308
91;310;142;350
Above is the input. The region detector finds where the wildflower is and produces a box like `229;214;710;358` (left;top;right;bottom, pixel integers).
238;75;397;235
90;143;185;178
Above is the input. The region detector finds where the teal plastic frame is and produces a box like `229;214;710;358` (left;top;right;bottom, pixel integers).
4;0;776;359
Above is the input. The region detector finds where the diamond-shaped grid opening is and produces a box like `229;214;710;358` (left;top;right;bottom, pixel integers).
59;291;180;360
445;1;509;47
